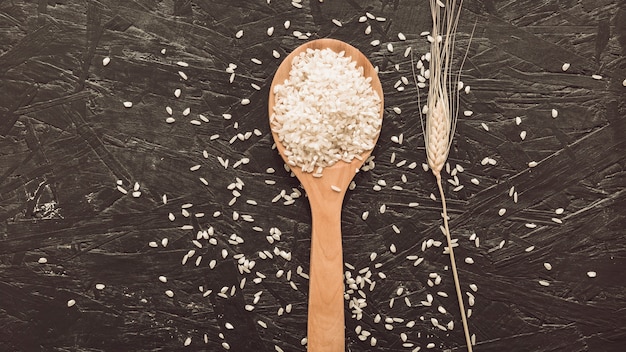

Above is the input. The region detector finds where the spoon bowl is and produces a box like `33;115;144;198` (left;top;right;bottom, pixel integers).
269;38;383;351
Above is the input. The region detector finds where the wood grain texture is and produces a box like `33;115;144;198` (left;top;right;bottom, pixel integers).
0;1;625;351
268;39;384;352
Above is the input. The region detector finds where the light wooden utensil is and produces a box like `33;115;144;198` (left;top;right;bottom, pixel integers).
268;38;384;352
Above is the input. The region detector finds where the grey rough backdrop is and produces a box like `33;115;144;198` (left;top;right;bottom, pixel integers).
0;0;625;351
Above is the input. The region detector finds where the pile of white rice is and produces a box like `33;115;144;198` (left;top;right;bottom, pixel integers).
271;48;382;175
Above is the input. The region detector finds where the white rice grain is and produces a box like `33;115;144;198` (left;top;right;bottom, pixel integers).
271;48;381;173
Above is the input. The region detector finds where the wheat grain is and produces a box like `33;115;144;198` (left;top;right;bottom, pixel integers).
426;99;451;175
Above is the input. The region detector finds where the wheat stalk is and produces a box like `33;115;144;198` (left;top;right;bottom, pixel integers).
414;0;474;351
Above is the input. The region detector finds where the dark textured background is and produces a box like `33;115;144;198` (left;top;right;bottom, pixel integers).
1;0;625;351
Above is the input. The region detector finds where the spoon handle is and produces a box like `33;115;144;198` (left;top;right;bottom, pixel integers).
307;198;345;352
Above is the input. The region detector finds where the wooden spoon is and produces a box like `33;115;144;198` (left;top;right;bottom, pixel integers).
268;38;384;352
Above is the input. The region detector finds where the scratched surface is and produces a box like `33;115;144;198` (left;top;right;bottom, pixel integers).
1;0;625;351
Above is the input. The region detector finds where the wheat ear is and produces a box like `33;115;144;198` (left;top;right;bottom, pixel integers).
422;0;473;351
